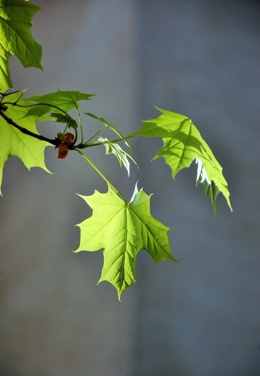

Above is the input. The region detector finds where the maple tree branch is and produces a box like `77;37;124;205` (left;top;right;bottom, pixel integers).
0;106;58;146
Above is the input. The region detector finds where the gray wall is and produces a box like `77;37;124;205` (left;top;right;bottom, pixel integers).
1;1;259;375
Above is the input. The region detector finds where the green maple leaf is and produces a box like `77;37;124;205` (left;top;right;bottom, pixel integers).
0;0;43;91
26;90;95;118
133;107;232;212
0;91;51;194
74;184;175;299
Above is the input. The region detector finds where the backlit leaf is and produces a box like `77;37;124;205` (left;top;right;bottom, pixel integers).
0;0;43;91
0;91;51;194
74;184;175;299
133;107;232;212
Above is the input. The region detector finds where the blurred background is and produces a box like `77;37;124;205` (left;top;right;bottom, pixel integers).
1;0;259;375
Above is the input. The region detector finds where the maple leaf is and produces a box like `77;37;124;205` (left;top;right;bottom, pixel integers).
0;0;43;91
74;184;175;299
26;90;95;118
0;91;51;194
133;107;232;212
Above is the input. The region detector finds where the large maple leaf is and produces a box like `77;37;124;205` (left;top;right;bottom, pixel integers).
133;107;232;212
0;0;43;91
0;91;51;194
75;184;175;299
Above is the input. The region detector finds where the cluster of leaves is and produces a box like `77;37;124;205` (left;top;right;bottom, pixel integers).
0;0;232;299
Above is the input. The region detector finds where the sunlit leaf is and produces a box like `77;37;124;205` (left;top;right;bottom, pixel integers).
133;107;232;211
0;91;51;194
0;0;43;91
74;184;175;299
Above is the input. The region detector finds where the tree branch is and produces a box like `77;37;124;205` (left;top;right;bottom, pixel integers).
0;107;58;146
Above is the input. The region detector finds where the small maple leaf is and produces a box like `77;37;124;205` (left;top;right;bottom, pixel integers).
98;137;137;177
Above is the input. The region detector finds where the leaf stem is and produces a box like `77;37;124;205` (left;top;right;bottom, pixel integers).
75;149;126;203
75;105;84;143
84;125;107;145
75;133;135;149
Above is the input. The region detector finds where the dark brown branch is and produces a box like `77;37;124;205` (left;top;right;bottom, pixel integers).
0;107;58;146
